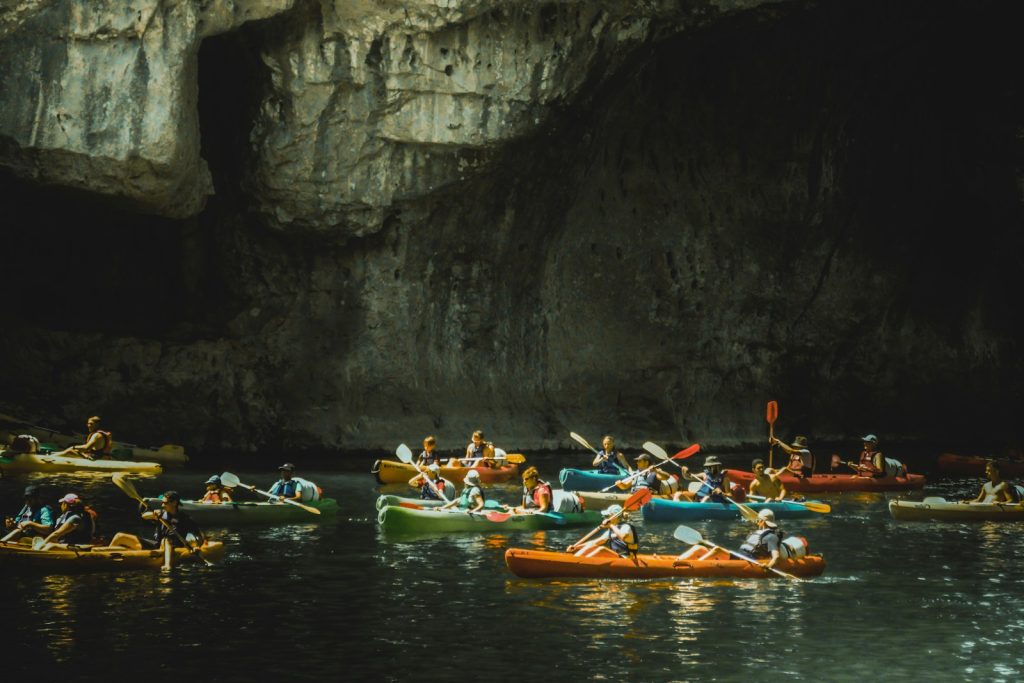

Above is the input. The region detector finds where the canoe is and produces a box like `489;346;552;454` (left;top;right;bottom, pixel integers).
0;451;162;475
0;539;225;572
372;458;519;485
729;469;925;493
642;497;818;521
889;497;1024;522
377;504;601;533
504;547;826;579
143;498;339;524
0;413;189;464
558;468;624;492
936;453;1024;478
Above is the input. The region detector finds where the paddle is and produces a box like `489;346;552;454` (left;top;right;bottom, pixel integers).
672;525;802;581
570;432;600;455
111;473;213;566
395;444;452;503
601;444;701;492
675;462;760;523
566;488;652;551
219;472;321;515
484;509;567;524
462;449;527;466
767;400;778;468
746;495;831;513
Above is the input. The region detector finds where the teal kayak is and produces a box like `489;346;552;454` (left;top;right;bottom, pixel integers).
558;467;625;492
377;505;602;533
642;497;818;522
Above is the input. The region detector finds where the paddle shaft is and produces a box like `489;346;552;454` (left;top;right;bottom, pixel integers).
701;540;801;581
568;490;651;548
686;471;760;522
238;483;322;514
767;401;778;469
112;475;211;565
746;495;830;513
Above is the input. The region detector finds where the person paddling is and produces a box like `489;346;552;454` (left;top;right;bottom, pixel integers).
739;508;786;571
852;434;907;478
439;469;486;513
41;493;96;546
771;435;814;477
3;485;55;541
592;435;632;475
141;490;205;549
613;453;666;496
54;415;113;461
961;461;1023;504
408;462;456;501
674;456;734;503
566;504;638;558
268;463;304;503
747;459;788;501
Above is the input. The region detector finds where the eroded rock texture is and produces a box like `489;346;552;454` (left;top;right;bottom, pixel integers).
1;0;1021;454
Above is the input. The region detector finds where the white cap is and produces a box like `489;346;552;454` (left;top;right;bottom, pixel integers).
601;504;623;517
757;508;778;527
464;469;481;485
426;463;441;473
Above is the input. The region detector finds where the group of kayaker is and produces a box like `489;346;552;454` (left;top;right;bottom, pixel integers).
414;431;505;469
3;486;99;546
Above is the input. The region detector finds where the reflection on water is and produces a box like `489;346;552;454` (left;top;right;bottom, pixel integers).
1;458;1023;680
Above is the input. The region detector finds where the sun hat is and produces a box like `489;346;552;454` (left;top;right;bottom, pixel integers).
278;463;295;471
427;463;441;473
703;456;722;468
205;475;221;485
792;436;809;448
757;508;778;527
58;493;80;504
464;469;481;485
601;504;624;517
860;434;878;443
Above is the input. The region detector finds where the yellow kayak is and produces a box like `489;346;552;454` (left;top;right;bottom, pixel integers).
0;413;189;464
0;538;225;571
0;452;162;474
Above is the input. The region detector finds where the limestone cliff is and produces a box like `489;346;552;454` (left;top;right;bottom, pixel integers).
0;0;1021;454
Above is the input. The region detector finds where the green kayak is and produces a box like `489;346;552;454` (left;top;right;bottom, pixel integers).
377;504;601;534
375;494;508;511
142;497;339;525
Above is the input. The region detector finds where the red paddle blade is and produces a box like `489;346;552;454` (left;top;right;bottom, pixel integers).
766;400;778;424
398;502;425;510
624;488;653;511
485;511;511;522
671;444;701;460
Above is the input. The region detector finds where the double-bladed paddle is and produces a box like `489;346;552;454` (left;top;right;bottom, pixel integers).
219;472;321;515
396;443;452;503
602;444;701;493
111;473;213;566
566;488;652;551
745;495;831;513
672;524;801;581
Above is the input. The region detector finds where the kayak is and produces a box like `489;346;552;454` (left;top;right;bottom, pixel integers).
729;469;925;493
504;547;826;579
0;452;162;475
558;468;625;492
577;490;631;509
372;458;519;485
936;453;1024;478
142;498;339;524
0;413;189;464
889;497;1024;522
0;538;225;572
377;504;602;533
375;494;511;511
642;497;818;522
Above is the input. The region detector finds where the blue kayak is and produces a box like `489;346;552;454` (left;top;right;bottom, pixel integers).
558;467;627;492
642;497;818;521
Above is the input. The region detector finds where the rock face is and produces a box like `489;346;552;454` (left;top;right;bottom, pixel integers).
0;0;1021;454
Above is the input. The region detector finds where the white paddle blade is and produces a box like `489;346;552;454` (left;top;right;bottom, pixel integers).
220;472;241;488
395;444;414;463
570;432;594;451
643;442;669;460
673;525;704;545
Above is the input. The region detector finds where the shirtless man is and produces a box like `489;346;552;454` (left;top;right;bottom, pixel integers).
747;459;788;501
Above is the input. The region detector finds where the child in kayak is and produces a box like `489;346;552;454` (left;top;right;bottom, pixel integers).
408;463;456;501
439;469;486;513
415;435;443;467
199;475;233;504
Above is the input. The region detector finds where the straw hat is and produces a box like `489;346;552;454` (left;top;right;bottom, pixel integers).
757;508;778;528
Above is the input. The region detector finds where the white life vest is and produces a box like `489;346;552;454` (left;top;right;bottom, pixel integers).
883;458;906;478
551;489;582;513
293;477;322;502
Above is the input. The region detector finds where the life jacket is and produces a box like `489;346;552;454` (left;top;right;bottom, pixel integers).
270;478;299;498
595;451;623;475
630;470;661;494
458;485;485;509
551;489;583;513
420;477;454;501
697;470;727;502
55;507;96;545
523;481;554;511
293;477;322;502
859;451;883;476
95;430;113;455
419;450;442;466
15;503;55;527
607;523;639;557
468;443;486;461
740;527;785;559
883;458;906;478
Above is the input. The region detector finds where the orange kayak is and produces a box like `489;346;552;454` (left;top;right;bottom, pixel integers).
729;469;925;492
504;547;826;579
936;453;1024;478
371;458;519;485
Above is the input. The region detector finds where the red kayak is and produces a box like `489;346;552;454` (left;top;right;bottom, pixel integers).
730;468;925;493
936;453;1024;478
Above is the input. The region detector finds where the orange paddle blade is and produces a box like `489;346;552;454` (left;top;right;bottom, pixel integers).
766;400;778;424
624;488;653;511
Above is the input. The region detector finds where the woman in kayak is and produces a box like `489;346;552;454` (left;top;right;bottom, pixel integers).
408;463;456;501
961;461;1022;504
53;416;113;461
439;469;486;513
516;466;554;513
41;493;96;546
747;459;788;501
592;435;632;475
852;434;907;478
449;430;495;468
566;504;638;558
771;435;814;477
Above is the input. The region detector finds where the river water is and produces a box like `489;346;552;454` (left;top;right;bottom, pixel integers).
2;451;1022;681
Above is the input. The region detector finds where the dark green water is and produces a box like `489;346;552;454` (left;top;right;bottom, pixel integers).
2;452;1022;681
